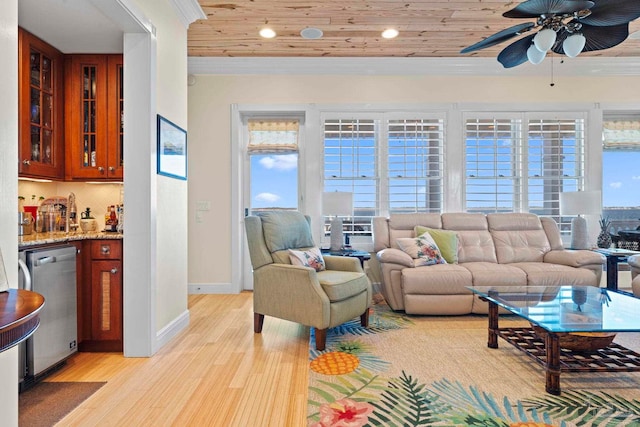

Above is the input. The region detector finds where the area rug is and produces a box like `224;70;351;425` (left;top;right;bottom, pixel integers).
19;381;105;427
307;302;640;427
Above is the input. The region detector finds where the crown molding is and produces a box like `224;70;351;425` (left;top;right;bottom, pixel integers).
168;0;206;28
188;56;640;77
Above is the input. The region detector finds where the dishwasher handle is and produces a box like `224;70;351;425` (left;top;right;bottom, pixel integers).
18;258;32;291
33;251;76;267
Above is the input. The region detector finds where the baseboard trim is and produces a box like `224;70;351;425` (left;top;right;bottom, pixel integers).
188;283;241;294
155;309;190;352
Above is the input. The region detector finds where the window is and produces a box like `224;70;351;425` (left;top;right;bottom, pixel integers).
602;114;640;246
246;118;300;213
323;115;444;235
464;113;585;229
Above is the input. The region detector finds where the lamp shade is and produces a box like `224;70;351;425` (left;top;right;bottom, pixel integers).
322;192;353;216
563;33;586;58
560;190;601;216
527;44;546;64
533;28;557;52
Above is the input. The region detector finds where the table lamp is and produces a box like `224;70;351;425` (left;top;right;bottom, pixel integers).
560;190;601;250
322;192;353;251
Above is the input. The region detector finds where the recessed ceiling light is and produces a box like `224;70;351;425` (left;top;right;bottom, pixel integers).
300;27;324;40
381;28;399;39
259;28;276;39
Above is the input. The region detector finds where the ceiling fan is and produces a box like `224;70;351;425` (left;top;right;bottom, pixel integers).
460;0;640;68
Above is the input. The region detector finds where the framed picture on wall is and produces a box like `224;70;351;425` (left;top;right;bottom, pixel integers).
157;115;187;180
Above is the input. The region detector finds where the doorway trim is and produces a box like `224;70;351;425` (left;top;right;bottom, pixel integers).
231;104;316;292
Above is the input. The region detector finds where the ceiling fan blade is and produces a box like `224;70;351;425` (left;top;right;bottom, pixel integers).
460;22;535;54
553;22;629;54
497;34;536;68
503;0;594;19
579;0;640;26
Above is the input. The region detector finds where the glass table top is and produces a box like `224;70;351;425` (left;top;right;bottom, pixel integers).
469;285;640;333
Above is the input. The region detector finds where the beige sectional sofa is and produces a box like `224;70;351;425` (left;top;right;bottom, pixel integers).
629;255;640;297
373;212;605;315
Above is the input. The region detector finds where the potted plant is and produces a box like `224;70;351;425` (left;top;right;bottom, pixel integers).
597;216;612;248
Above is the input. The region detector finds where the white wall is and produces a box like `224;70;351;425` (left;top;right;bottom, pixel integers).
0;1;20;424
187;72;640;291
134;0;189;335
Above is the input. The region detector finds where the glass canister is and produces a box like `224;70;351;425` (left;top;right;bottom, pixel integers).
18;212;33;235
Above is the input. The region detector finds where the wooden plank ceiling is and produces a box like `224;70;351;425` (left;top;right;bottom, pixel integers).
189;0;640;58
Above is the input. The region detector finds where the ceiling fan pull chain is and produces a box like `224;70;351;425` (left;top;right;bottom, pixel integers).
550;53;555;87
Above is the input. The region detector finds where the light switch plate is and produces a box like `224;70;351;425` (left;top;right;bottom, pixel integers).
196;201;211;211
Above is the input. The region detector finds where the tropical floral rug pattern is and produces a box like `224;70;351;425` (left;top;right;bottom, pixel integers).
307;303;640;427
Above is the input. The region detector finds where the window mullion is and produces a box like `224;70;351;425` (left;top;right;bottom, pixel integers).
378;117;389;217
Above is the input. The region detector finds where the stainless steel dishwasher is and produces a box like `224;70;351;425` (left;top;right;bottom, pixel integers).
18;245;78;390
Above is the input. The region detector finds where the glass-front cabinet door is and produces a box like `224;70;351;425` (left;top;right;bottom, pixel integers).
106;55;124;178
65;54;123;181
18;28;65;179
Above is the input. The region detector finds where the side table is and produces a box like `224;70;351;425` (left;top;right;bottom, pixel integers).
593;248;640;291
321;248;371;268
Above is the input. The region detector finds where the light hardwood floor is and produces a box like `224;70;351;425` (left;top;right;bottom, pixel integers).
46;292;309;426
40;270;636;426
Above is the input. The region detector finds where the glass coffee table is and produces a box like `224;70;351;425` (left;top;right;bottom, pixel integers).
469;285;640;395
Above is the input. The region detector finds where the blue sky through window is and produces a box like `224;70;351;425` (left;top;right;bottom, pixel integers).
602;151;640;208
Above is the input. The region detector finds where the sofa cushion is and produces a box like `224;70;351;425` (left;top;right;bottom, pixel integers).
288;247;325;271
396;234;447;267
384;213;442;251
461;262;527;287
509;262;598;287
317;270;368;302
414;226;459;264
441;213;497;263
488;213;551;263
402;264;472;295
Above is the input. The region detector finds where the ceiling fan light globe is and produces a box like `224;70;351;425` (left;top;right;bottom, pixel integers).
563;34;586;58
533;28;557;52
527;44;546;64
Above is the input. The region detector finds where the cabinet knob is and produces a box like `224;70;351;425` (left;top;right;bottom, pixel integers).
98;166;105;173
109;166;116;173
22;159;31;166
110;268;118;274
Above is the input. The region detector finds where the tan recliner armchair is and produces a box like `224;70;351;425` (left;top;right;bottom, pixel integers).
244;211;371;350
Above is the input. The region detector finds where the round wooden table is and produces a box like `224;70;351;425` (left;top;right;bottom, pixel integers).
0;289;44;353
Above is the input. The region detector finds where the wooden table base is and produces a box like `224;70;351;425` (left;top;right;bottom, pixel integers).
485;300;640;395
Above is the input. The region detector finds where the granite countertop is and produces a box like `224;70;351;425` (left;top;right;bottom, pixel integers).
19;231;123;248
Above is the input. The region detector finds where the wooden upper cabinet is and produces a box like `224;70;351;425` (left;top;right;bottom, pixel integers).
18;28;65;180
65;54;123;181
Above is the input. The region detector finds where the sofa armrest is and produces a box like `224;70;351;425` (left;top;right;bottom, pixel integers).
629;255;640;280
544;249;605;268
323;255;363;273
376;248;414;268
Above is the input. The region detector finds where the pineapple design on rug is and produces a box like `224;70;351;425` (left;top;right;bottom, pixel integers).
307;303;640;427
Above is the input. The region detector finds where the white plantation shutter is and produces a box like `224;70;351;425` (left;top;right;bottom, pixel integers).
387;119;444;213
464;113;585;228
527;117;584;217
465;117;522;213
323;115;446;235
324;118;377;235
